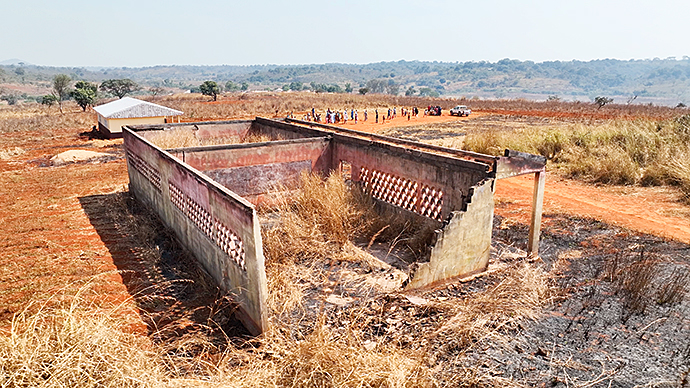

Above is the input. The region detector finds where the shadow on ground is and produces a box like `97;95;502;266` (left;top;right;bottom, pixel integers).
79;191;251;347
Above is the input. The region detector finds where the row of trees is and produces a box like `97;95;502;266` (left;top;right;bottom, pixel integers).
30;74;621;110
43;75;139;112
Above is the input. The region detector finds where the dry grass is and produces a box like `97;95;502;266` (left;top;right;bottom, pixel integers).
0;291;434;388
0;261;550;388
261;172;372;264
0;147;25;160
154;92;461;122
0;103;93;135
213;320;433;388
463;116;690;200
603;248;688;318
143;128;277;149
143;128;201;149
656;267;690;306
434;262;551;352
0;293;165;388
150;92;681;122
260;172;374;316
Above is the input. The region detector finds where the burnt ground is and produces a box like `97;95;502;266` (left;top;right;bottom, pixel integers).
475;214;690;386
79;184;690;386
305;213;690;387
2;125;688;386
255;206;690;386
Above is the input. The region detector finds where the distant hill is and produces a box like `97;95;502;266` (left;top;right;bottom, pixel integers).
0;59;31;66
2;58;690;106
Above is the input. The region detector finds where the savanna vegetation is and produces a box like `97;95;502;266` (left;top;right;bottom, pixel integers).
462;115;690;202
5;57;690;104
1;94;689;386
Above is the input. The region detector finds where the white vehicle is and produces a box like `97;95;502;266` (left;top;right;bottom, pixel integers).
450;105;471;117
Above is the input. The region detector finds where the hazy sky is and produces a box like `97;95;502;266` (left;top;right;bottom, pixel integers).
2;0;689;67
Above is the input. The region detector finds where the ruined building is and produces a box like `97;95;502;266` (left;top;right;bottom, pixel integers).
123;118;546;334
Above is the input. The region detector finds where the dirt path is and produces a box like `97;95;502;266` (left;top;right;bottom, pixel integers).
305;111;482;133
337;114;690;245
495;174;690;244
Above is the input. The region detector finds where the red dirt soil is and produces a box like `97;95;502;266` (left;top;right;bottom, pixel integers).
304;111;483;133
494;174;690;244
0;131;139;327
2;110;689;328
317;114;690;245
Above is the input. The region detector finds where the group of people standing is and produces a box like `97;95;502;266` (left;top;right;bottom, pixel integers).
300;106;421;124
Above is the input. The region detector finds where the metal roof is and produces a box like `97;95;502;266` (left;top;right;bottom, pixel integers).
93;97;183;119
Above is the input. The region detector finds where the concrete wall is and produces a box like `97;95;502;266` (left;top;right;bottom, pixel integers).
123;128;268;335
330;135;489;221
168;137;332;205
251;117;325;140
132;120;254;145
108;116;167;134
123;118;538;329
252;119;490;221
256;119;497;285
405;179;495;289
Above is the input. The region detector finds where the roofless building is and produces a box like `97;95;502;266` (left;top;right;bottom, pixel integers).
123;118;546;334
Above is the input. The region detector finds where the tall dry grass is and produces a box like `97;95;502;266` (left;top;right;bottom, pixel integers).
0;103;93;134
0;294;165;388
149;92;681;122
153;92;461;121
0;262;550;388
260;172;375;317
464;116;690;199
261;172;372;264
143;128;276;149
0;225;552;388
0;292;434;388
434;262;551;352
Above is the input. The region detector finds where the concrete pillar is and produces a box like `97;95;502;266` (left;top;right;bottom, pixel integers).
527;169;545;256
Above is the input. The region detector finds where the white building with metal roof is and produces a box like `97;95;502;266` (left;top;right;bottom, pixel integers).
93;97;183;138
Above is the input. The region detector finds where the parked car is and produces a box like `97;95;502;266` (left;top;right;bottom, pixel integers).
450;105;471;117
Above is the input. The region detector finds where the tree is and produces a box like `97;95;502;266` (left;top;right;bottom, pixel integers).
365;79;387;94
199;81;220;101
100;79;138;98
40;94;58;107
149;86;165;97
405;86;416;96
418;87;439;97
345;83;353;93
0;94;18;105
52;74;71;113
358;88;369;95
225;81;240;92
289;81;303;91
70;81;97;111
594;96;613;109
240;82;249;91
386;80;399;95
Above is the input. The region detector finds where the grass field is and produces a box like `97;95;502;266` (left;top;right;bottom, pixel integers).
0;96;689;386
